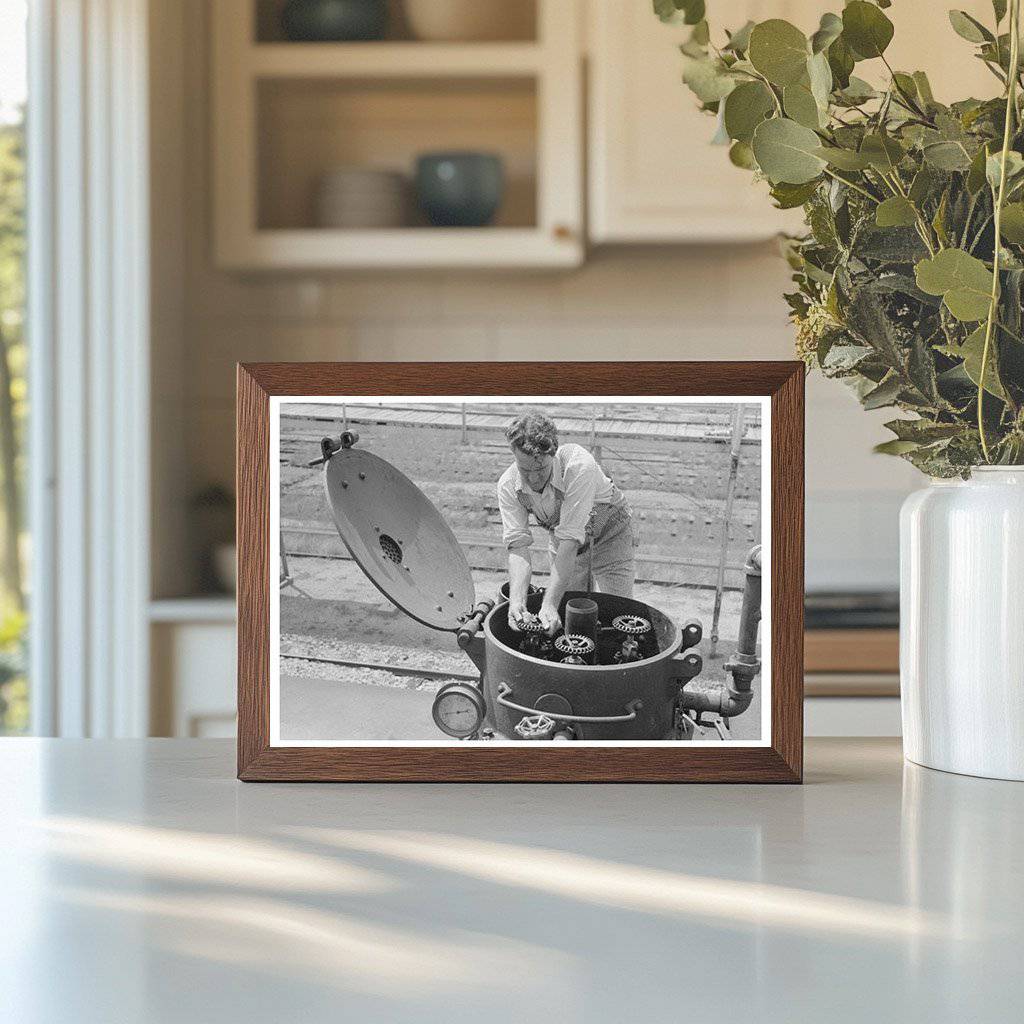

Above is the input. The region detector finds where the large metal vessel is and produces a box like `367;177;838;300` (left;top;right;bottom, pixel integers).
317;431;762;741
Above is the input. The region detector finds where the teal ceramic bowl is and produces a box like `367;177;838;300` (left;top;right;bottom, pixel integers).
415;152;505;227
280;0;388;42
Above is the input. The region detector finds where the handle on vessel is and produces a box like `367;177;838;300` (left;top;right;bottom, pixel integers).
495;683;640;723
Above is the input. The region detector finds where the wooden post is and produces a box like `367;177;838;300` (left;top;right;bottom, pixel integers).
710;404;745;656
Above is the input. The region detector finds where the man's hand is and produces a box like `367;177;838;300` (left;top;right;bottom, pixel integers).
508;601;528;631
538;603;562;636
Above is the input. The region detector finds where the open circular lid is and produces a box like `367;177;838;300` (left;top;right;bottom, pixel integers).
323;445;476;632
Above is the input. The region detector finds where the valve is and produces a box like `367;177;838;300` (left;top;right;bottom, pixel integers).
614;636;643;664
514;714;558;740
519;633;555;660
554;634;596;665
611;614;651;636
517;614;547;634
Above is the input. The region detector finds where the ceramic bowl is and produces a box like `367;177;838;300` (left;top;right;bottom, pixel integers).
314;168;409;228
280;0;388;42
403;0;534;42
414;152;505;227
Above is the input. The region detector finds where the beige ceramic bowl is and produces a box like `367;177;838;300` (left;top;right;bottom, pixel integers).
403;0;534;42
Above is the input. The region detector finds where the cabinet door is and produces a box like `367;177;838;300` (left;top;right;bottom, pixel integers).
588;1;1002;245
588;1;814;243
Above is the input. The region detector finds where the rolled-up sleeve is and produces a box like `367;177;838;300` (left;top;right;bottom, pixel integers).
554;454;600;545
498;473;533;550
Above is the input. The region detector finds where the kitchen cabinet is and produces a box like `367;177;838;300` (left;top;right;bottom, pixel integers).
588;1;811;243
211;0;584;269
587;0;999;244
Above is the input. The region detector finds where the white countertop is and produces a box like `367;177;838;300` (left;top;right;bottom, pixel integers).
1;738;1021;1023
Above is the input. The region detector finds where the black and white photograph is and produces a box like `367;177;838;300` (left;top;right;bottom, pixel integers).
269;396;770;745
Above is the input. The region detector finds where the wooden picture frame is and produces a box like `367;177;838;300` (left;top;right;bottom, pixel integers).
237;362;804;782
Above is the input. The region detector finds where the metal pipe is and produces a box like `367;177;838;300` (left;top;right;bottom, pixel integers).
710;404;746;655
564;597;598;641
456;599;494;673
726;545;762;691
677;683;753;719
678;545;762;722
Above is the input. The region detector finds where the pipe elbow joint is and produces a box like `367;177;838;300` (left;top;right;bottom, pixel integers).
717;686;754;719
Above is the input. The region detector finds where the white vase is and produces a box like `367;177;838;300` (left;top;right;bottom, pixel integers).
900;467;1024;780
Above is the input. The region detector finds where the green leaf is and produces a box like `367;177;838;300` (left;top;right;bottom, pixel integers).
959;324;1007;398
967;142;993;193
912;71;935;105
915;249;994;321
723;81;775;143
814;146;872;170
932;190;950;246
842;1;894;60
724;20;755;53
909;165;936;205
728;140;758;169
681;55;737;103
689;20;710;46
807;51;833;110
1000;202;1024;242
752;117;827;184
810;12;843;54
884;418;963;443
837;75;877;105
860;133;905;173
783;83;822;128
654;0;705;25
986;150;1024;190
923;141;973;171
948;10;993;44
827;35;855;89
862;374;902;409
892;72;919;102
653;0;676;23
770;179;820;209
875;196;918;228
748;19;810;87
874;439;921;455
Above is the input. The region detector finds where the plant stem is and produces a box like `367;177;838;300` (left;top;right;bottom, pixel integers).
821;167;879;203
880;54;930;120
979;0;1021;462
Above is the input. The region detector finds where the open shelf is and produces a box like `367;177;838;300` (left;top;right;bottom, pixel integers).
249;42;544;77
213;0;581;268
257;76;537;232
254;0;538;45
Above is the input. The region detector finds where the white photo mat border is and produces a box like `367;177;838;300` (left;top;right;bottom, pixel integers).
268;395;772;748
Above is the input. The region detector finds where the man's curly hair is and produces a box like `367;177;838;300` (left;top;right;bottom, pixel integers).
505;411;558;458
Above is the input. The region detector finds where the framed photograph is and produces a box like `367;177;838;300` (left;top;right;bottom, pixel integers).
237;362;804;782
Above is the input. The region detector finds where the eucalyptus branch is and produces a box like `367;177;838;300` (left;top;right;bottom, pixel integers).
822;167;880;203
880;54;930;120
979;0;1021;462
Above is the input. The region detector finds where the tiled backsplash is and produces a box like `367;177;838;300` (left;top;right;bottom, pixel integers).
172;248;918;594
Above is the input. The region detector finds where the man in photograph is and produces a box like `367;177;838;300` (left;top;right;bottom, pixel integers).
498;410;637;635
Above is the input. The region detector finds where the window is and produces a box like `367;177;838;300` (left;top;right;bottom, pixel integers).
0;0;28;734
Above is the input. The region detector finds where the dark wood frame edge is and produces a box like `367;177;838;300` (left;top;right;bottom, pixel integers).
237;362;804;783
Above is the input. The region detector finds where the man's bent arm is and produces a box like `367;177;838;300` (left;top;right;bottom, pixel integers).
541;537;579;621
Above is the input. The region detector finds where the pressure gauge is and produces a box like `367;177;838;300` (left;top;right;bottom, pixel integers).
432;682;486;738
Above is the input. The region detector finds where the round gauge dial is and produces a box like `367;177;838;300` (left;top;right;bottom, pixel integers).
431;683;485;738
